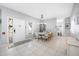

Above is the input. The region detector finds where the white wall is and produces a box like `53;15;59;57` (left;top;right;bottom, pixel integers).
56;18;65;36
45;18;56;36
25;17;40;35
71;4;79;39
71;16;79;38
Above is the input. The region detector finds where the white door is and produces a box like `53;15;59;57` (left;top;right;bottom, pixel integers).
13;18;25;43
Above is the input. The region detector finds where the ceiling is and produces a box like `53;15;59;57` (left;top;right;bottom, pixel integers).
0;3;74;19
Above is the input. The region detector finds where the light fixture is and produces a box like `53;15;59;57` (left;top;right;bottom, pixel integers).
41;14;43;19
40;14;44;23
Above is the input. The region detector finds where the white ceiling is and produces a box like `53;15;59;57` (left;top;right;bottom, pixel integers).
0;3;74;19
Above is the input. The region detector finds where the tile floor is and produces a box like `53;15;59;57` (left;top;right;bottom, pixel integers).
0;37;79;56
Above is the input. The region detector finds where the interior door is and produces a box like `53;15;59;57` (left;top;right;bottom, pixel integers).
13;18;25;43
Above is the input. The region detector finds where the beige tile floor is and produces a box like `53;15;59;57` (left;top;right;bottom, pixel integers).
0;37;79;56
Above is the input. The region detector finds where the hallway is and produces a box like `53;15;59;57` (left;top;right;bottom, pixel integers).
0;37;79;56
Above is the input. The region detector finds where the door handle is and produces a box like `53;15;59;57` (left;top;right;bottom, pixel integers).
14;29;16;33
